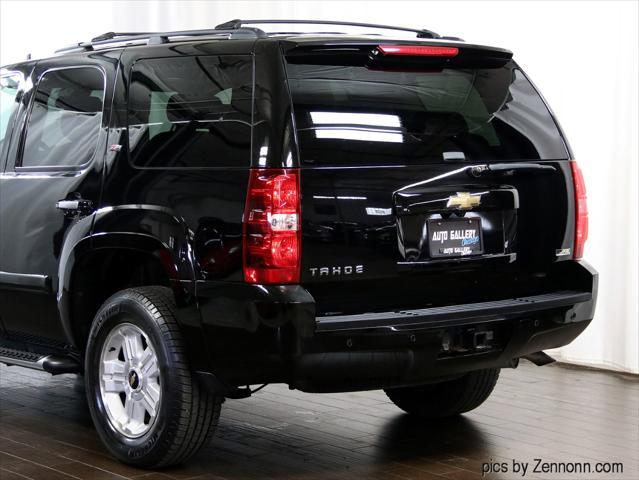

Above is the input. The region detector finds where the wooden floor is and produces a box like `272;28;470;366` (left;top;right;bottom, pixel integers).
0;361;637;480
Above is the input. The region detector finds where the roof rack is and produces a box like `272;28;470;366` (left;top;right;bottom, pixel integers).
54;27;266;55
215;19;441;39
55;20;445;56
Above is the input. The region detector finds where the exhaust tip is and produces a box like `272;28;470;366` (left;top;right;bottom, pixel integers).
522;351;556;366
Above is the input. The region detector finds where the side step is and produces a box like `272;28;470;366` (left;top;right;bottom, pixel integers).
0;347;81;375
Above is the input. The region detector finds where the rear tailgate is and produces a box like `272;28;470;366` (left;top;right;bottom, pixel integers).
283;41;576;315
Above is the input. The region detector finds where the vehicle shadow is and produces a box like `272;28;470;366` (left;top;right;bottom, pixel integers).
168;408;490;479
375;413;488;460
0;367;490;479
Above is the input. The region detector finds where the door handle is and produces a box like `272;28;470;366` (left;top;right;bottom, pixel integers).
55;198;94;217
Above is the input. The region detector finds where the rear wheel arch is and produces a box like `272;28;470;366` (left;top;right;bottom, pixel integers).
59;234;192;351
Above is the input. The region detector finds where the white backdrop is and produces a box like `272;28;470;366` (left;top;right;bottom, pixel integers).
1;1;637;373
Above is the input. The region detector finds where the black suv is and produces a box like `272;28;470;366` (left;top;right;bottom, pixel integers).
0;20;597;468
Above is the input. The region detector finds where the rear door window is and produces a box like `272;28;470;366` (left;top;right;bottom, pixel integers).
127;55;253;169
21;67;104;168
285;55;568;165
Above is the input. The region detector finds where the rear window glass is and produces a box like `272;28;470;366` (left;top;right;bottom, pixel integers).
128;55;253;169
285;57;568;165
22;67;104;168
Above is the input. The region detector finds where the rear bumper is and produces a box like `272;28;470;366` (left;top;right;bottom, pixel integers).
293;299;593;392
194;261;597;393
315;290;592;332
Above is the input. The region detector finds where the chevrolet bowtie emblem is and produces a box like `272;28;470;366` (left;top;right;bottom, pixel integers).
447;192;482;210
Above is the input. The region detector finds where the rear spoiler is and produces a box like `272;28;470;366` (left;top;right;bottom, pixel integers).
283;41;513;68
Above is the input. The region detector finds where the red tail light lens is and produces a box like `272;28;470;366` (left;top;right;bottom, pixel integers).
377;45;459;57
243;169;301;284
570;161;589;259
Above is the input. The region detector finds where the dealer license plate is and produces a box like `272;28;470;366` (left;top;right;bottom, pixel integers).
428;217;483;258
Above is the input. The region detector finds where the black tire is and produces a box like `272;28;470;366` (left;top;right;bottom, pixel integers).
84;286;222;468
384;369;500;418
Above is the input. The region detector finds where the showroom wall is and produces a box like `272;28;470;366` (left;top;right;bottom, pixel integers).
1;0;637;373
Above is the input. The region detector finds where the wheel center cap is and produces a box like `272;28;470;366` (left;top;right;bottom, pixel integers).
128;369;141;390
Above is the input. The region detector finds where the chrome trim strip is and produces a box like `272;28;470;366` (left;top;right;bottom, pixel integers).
0;271;50;291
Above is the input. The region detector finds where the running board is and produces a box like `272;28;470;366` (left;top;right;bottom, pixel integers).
0;347;81;375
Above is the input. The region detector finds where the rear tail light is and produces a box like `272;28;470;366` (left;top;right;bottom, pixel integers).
377;45;459;57
243;169;301;284
570;161;588;259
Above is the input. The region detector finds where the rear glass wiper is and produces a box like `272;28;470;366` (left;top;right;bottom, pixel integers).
470;162;556;177
395;162;556;193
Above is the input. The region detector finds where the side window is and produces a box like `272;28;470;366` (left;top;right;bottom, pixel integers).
21;67;104;168
0;73;22;150
127;55;253;169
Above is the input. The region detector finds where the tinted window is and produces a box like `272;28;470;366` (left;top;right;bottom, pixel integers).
0;73;21;149
128;55;253;169
286;59;568;165
21;67;104;168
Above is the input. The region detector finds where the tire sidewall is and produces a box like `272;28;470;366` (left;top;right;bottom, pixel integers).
85;291;181;465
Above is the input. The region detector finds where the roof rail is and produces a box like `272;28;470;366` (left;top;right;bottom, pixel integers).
54;27;266;55
215;19;440;39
